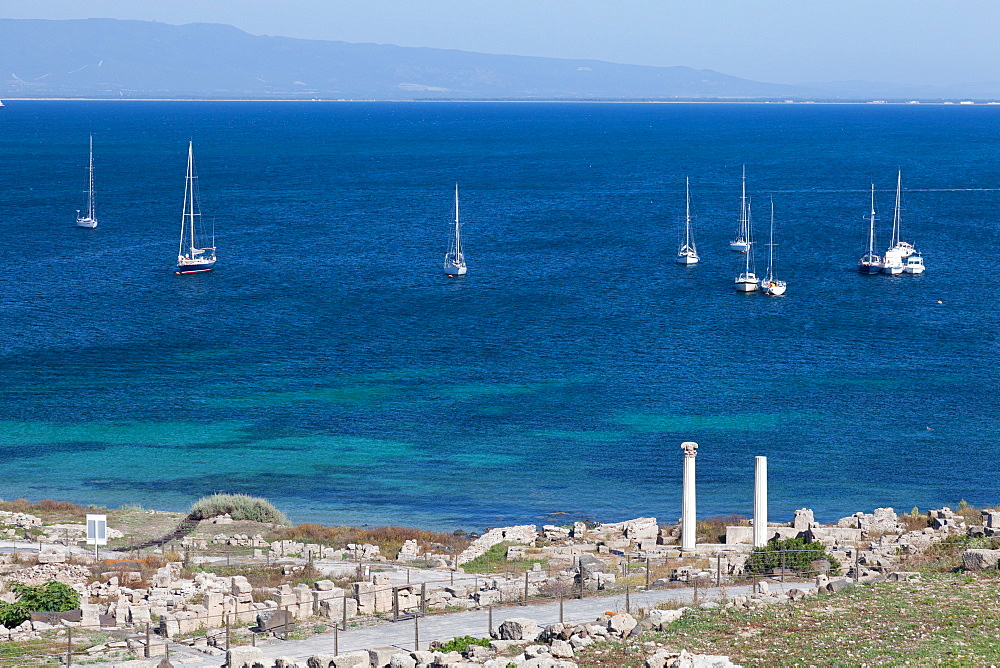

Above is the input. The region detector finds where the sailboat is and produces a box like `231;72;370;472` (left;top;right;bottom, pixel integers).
858;184;883;274
729;166;751;252
75;136;98;229
175;141;216;275
734;200;758;292
675;177;699;265
882;170;914;276
759;200;786;296
443;184;467;276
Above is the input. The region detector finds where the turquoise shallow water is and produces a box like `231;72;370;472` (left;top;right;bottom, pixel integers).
1;101;998;530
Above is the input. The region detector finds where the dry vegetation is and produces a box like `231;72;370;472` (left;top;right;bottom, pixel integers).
276;523;470;558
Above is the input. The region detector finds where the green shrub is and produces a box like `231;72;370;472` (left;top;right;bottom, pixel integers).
437;635;491;653
744;537;841;575
0;579;80;628
189;493;288;524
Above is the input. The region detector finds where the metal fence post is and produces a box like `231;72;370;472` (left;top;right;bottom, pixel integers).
625;585;631;614
645;557;651;588
559;597;564;624
145;623;151;658
342;596;348;631
420;582;427;614
393;587;399;621
334;623;339;655
523;571;529;605
414;613;420;651
488;605;493;636
67;627;73;667
226;613;231;651
781;550;786;583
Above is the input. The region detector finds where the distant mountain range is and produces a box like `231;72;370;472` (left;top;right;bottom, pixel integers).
1;18;998;101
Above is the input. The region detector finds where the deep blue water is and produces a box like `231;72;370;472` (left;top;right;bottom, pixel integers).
1;101;998;531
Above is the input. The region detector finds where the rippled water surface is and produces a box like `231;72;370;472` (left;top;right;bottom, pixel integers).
1;101;998;530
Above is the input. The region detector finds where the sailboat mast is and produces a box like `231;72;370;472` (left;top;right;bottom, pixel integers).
740;165;747;237
453;183;461;256
87;135;94;220
868;184;876;254
767;199;775;280
892;170;902;247
188;142;197;255
745;199;753;273
684;177;691;247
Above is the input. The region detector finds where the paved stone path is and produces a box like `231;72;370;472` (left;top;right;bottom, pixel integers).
171;581;770;666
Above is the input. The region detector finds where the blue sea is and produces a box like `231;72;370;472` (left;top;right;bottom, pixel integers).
1;101;998;531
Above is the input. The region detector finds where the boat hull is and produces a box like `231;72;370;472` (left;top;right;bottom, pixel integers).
735;279;758;292
904;265;925;274
444;264;467;277
858;263;882;275
675;254;699;266
76;217;97;229
176;260;216;275
760;280;787;296
729;240;750;253
882;264;903;276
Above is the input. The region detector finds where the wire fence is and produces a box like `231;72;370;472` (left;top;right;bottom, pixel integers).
0;546;906;666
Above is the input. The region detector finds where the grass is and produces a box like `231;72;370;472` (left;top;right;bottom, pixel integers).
189;493;288;525
460;542;547;574
574;572;1000;666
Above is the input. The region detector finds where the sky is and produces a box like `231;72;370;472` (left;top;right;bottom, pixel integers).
2;0;998;87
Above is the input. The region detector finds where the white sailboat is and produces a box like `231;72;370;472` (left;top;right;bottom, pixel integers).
175;141;216;275
675;177;699;265
75;135;98;229
729;166;751;252
759;200;786;296
443;184;467;276
882;170;914;275
858;184;883;274
734;200;758;292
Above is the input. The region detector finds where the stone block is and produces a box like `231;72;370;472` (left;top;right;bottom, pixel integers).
320;596;357;621
646;608;685;629
275;659;306;668
257;609;293;633
226;646;264;668
331;651;369;668
38;551;67;564
826;578;853;593
494;617;541;641
962;549;1000;571
607;612;637;636
80;603;100;628
549;639;574;658
389;654;416;668
353;582;375;614
369;646;400;667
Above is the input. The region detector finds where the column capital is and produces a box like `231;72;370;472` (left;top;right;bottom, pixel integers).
681;441;699;458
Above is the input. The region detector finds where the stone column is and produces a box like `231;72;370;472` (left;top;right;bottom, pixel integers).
680;441;698;552
753;455;768;547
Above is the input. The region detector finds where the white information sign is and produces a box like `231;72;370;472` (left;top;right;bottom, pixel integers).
86;514;107;546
